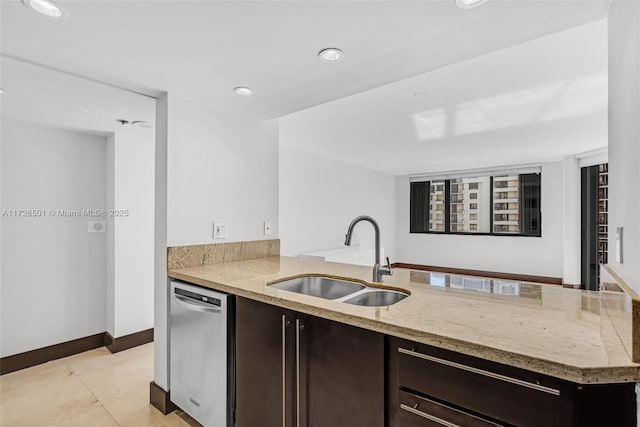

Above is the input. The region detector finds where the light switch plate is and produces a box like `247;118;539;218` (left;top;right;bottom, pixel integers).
213;222;228;239
616;227;623;263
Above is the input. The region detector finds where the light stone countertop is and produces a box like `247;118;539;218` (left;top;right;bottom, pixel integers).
168;256;640;384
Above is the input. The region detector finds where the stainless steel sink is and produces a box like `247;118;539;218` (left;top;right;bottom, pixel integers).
343;289;408;307
270;276;366;300
270;275;409;306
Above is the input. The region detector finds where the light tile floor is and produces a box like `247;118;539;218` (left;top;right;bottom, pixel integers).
0;343;199;426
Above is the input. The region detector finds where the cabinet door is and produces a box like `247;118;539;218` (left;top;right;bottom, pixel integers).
235;297;295;427
299;315;384;427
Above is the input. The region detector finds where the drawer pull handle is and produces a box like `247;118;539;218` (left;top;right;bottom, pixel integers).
400;403;460;427
296;318;301;427
398;347;561;396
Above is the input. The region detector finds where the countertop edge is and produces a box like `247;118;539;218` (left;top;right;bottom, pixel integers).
168;269;640;385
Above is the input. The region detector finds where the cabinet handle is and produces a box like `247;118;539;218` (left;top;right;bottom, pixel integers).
282;315;287;427
398;347;560;396
400;403;460;427
296;319;301;427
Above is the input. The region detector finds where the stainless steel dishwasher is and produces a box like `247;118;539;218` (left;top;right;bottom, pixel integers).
170;280;235;427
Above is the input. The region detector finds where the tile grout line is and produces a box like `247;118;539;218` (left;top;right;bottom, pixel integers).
71;363;121;427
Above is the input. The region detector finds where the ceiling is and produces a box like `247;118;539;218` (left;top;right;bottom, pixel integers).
279;19;609;175
0;0;611;121
1;56;155;137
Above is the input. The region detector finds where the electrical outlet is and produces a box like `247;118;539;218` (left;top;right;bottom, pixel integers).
213;222;228;239
264;221;272;236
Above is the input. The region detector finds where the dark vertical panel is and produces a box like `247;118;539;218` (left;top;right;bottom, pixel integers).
489;176;494;234
444;179;451;233
227;296;236;426
581;166;599;290
520;174;541;237
410;181;429;233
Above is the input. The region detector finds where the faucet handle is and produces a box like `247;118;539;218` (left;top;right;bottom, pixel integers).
383;257;394;276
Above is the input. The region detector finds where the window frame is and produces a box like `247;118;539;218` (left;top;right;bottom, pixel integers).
409;172;542;238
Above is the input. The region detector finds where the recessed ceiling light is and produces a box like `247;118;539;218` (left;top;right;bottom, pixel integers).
233;86;254;96
455;0;488;9
21;0;67;18
318;48;344;63
0;88;4;94
132;121;154;129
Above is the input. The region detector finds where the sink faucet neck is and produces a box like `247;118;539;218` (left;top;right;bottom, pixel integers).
344;215;392;282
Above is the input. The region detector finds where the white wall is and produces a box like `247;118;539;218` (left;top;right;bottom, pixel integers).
562;156;581;285
167;96;279;246
0;121;107;356
153;94;169;391
107;127;155;338
396;162;564;278
106;134;116;335
154;95;280;391
608;0;640;294
279;145;397;261
607;2;640;420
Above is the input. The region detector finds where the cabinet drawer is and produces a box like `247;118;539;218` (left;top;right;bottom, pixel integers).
396;341;573;427
399;390;503;427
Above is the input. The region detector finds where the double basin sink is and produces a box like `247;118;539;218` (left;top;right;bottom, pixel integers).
269;275;408;307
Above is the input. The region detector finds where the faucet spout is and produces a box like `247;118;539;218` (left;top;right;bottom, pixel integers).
344;215;392;282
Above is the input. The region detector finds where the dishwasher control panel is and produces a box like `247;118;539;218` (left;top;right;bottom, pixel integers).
174;287;221;307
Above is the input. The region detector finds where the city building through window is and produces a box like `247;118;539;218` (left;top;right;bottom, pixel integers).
409;169;541;236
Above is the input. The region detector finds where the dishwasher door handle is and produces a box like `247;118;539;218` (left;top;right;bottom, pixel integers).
173;294;222;314
296;318;301;427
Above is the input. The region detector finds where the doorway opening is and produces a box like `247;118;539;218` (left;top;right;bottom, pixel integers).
581;163;608;290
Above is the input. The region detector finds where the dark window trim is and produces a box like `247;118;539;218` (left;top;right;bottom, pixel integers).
410;173;542;238
409;181;430;233
489;175;494;233
426;180;431;232
444;179;451;233
408;231;540;237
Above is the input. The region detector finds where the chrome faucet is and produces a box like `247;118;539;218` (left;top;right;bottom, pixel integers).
344;215;393;282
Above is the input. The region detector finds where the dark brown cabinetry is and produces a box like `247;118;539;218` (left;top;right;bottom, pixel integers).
235;297;294;427
236;297;384;427
387;337;636;427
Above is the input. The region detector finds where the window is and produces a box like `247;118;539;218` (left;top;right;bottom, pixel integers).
429;180;445;232
447;177;490;233
409;170;541;236
492;174;521;234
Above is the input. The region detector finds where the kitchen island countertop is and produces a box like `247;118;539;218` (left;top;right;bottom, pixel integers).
168;256;639;384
